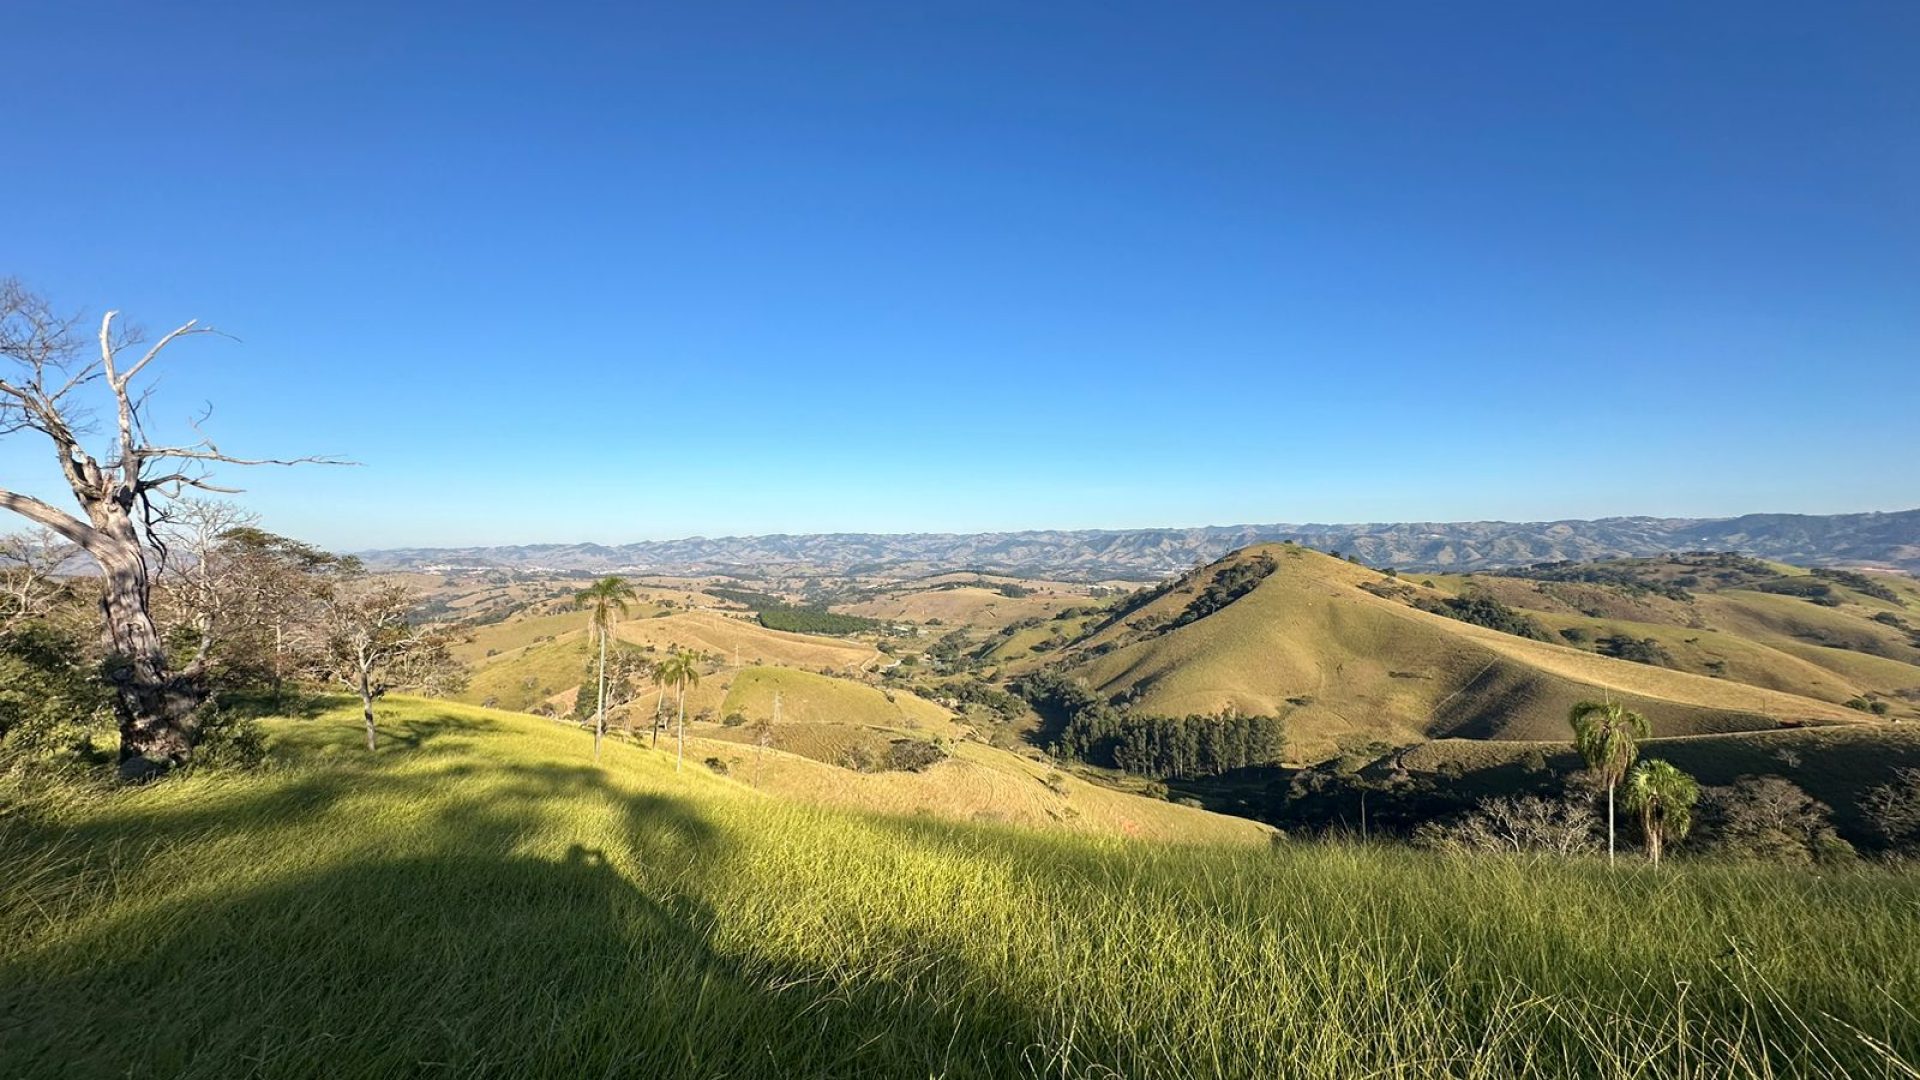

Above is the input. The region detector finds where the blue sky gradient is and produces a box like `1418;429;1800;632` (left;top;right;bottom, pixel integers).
5;2;1916;549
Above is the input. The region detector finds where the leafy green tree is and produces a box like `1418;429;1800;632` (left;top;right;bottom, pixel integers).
1568;699;1651;864
654;649;701;771
1623;759;1698;866
574;576;635;761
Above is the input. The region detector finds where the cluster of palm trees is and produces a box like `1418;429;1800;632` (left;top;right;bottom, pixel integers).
1568;699;1700;866
574;576;702;771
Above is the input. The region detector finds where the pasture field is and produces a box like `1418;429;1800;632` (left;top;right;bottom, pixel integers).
838;584;1082;628
719;665;957;732
2;698;1916;1079
613;610;880;672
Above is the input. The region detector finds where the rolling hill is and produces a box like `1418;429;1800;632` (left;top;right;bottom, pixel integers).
1056;545;1900;760
359;508;1920;578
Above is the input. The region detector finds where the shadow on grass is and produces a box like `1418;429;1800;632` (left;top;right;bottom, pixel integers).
0;739;1057;1079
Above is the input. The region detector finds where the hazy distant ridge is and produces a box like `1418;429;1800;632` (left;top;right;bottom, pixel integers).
359;509;1920;579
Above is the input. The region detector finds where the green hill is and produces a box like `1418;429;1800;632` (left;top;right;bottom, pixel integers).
1060;546;1884;761
4;698;1915;1077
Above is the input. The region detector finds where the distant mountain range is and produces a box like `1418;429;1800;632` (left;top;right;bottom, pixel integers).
359;509;1920;580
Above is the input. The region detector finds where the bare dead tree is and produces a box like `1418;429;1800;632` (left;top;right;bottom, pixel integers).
0;279;343;778
150;498;259;675
305;577;458;752
0;527;78;628
153;502;342;697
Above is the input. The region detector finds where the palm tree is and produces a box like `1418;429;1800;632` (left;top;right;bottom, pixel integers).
648;659;669;749
1568;699;1652;864
574;576;636;761
654;649;702;771
1624;759;1698;866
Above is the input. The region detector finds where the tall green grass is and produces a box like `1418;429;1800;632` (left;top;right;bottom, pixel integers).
2;697;1915;1078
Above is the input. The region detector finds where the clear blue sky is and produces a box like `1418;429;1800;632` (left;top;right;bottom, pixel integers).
5;2;1916;550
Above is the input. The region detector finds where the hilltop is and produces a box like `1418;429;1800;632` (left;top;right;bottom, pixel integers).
1039;545;1916;761
357;508;1920;579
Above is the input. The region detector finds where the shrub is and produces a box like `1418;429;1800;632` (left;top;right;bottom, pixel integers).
1413;595;1550;641
1415;794;1599;857
0;621;111;772
1596;634;1674;667
1751;578;1841;607
1169;553;1277;630
882;737;950;773
1810;568;1902;605
188;706;269;771
703;756;730;775
838;744;879;773
1862;767;1920;851
1695;777;1854;864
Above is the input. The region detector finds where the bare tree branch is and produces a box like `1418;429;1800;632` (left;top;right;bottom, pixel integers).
1;279;352;776
0;487;95;549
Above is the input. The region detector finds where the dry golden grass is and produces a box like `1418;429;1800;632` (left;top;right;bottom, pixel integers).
8;698;1915;1078
838;585;1080;627
1071;546;1870;761
719;665;958;733
678;731;1273;844
613;611;880;672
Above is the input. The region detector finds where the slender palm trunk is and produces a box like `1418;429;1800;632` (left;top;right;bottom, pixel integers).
593;625;607;761
1607;783;1616;865
1647;817;1662;866
676;684;687;771
652;688;663;749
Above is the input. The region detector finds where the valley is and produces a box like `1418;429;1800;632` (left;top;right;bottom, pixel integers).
425;541;1920;848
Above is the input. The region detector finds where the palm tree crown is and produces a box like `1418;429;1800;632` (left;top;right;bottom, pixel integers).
654;649;700;695
574;576;636;642
1624;758;1699;866
653;649;702;771
1568;699;1652;865
1568;700;1649;788
573;576;635;760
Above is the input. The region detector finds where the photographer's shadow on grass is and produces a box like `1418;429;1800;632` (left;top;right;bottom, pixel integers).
0;757;1046;1079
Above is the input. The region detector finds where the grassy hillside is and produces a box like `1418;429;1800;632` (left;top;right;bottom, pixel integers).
1412;562;1920;710
459;633;594;712
686;728;1263;843
720;665;956;732
1066;546;1870;760
456;607;888;715
614;610;880;671
838;584;1080;628
4;698;1917;1078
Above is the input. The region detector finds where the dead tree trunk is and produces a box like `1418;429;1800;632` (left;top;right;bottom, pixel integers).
92;513;206;776
0;288;342;778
